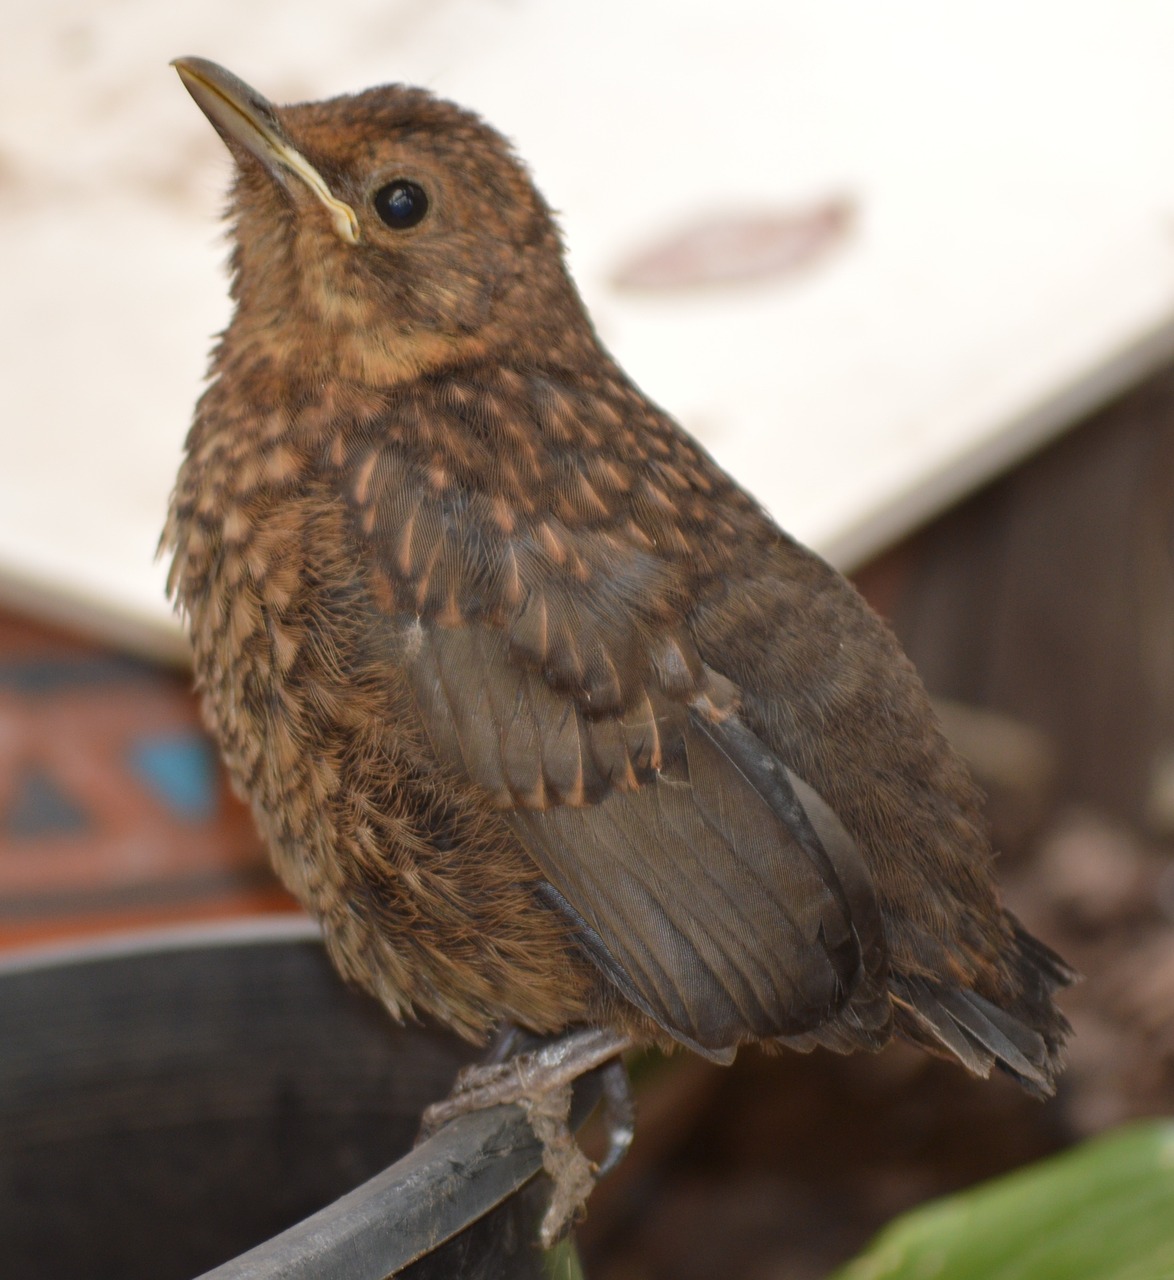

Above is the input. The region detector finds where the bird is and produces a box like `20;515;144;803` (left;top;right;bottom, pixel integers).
167;57;1071;1237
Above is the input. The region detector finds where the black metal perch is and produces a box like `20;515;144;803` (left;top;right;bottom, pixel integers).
194;1068;601;1279
0;920;597;1279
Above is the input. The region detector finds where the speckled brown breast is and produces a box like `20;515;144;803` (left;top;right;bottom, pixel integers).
165;370;597;1039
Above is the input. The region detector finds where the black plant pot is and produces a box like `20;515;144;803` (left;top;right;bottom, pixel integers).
0;921;559;1280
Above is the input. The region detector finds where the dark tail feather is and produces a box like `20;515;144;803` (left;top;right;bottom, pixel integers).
894;977;1001;1076
892;919;1075;1098
1009;914;1079;994
941;988;1059;1097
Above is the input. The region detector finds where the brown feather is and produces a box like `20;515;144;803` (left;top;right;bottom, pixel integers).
167;63;1071;1092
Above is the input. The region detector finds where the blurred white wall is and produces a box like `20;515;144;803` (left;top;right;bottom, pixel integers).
3;1;1174;656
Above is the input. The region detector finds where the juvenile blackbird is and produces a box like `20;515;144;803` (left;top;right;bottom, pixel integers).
167;57;1071;1191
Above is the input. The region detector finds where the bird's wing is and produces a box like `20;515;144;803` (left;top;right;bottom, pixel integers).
340;385;888;1056
406;620;889;1056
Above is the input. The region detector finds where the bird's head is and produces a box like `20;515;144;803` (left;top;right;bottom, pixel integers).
174;58;593;387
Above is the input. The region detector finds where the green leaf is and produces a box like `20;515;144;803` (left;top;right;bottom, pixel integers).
830;1120;1174;1280
544;1236;587;1280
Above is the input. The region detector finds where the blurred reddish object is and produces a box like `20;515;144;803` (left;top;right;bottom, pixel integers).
0;609;298;952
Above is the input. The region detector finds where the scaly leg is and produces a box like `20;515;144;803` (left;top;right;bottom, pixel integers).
421;1026;634;1245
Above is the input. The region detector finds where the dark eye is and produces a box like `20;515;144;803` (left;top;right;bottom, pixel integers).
373;180;429;230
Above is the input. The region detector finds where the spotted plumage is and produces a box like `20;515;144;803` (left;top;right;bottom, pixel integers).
167;60;1071;1092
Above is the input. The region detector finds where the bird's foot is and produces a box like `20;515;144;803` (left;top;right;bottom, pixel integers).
420;1026;634;1246
422;1026;632;1125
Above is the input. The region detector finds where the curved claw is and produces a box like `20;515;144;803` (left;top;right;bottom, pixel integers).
596;1058;635;1178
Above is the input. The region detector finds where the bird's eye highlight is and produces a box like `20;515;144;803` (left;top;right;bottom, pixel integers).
373;180;429;230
